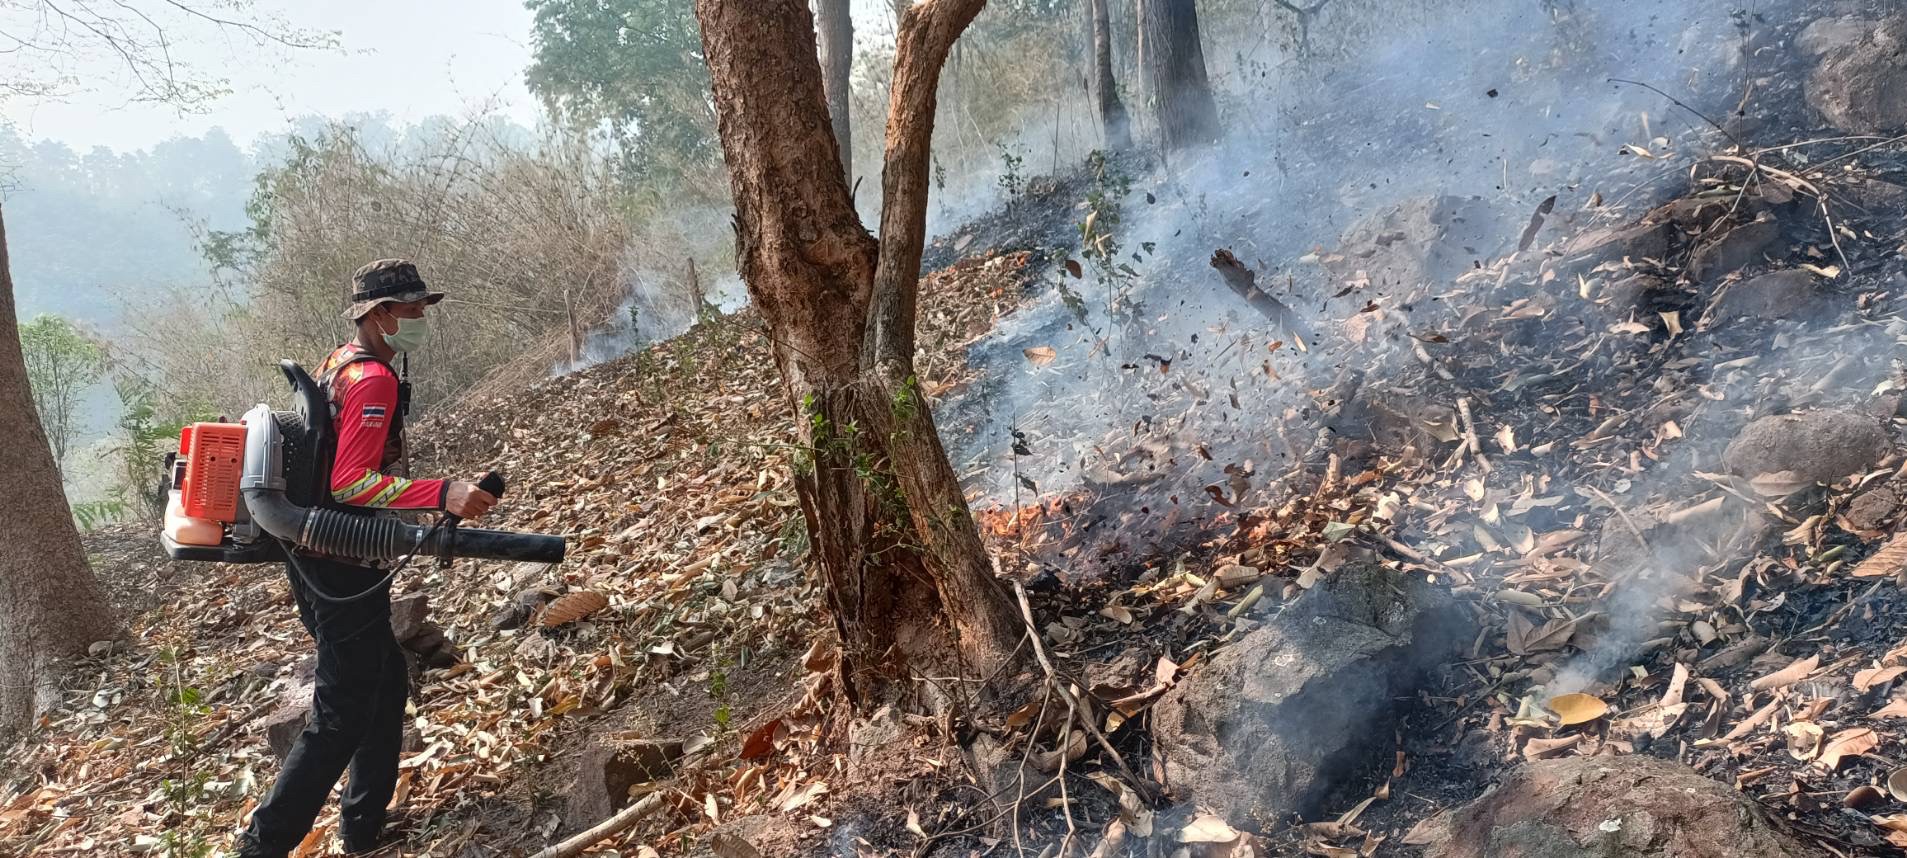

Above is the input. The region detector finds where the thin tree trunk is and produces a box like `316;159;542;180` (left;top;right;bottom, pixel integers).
1137;0;1219;154
0;207;118;738
695;0;1020;701
1089;0;1131;150
816;0;855;181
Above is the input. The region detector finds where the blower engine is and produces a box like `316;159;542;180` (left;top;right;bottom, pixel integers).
159;360;565;567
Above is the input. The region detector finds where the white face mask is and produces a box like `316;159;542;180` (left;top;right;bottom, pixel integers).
380;313;429;352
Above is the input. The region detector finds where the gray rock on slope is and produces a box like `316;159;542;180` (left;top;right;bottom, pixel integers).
1706;270;1818;326
1722;410;1890;485
1806;14;1907;134
1151;563;1469;828
1414;756;1828;858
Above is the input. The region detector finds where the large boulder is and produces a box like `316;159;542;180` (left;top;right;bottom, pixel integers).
562;738;685;833
1798;15;1872;59
1413;756;1828;858
1806;14;1907;134
1152;563;1469;828
1322;195;1506;291
1722;410;1890;485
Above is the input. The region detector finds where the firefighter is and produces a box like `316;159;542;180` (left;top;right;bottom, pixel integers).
236;259;498;857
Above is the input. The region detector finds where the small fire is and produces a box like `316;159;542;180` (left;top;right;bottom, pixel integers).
978;494;1085;543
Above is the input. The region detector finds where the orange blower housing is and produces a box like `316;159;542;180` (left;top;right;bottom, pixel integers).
177;422;247;522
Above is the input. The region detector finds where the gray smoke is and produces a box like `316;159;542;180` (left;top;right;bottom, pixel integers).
941;0;1799;523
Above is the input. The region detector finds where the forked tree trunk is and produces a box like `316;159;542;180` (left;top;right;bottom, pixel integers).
0;207;118;738
816;0;855;181
1137;0;1220;153
695;0;1021;702
1089;0;1131;150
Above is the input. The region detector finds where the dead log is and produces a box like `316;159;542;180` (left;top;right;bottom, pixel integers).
1210;249;1310;340
531;791;667;858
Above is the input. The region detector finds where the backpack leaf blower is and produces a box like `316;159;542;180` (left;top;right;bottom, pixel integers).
160;360;566;568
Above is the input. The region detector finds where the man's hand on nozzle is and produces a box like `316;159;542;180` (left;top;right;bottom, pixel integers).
445;480;499;520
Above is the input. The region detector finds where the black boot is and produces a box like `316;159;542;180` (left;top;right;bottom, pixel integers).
232;830;289;858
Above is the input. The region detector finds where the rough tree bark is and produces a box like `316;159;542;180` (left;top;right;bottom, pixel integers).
815;0;854;180
1137;0;1220;154
1088;0;1131;150
0;207;118;738
695;0;1022;702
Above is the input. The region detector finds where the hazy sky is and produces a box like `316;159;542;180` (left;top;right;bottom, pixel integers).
1;0;907;154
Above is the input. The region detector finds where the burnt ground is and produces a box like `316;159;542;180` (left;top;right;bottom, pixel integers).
920;152;1145;275
10;3;1907;857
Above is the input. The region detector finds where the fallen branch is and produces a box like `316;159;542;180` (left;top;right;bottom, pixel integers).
198;698;277;750
1585;485;1653;575
1210;249;1311;340
530;791;668;858
1011;580;1155;802
1456;398;1492;472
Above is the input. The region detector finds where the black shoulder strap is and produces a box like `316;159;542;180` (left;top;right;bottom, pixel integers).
319;348;410;417
318;348;393;384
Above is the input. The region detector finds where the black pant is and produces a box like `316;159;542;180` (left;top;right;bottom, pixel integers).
238;556;408;856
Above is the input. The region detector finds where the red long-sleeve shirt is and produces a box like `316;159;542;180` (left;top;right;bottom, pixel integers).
320;346;447;510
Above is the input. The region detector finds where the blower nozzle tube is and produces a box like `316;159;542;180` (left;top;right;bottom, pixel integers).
239;404;565;565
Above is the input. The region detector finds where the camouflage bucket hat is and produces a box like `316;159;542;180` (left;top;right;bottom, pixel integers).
342;258;446;319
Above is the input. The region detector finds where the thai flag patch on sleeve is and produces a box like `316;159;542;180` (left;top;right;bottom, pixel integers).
361;404;388;429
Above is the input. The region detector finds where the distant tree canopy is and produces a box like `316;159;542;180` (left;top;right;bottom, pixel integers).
17;313;104;467
524;0;720;186
0;126;256;326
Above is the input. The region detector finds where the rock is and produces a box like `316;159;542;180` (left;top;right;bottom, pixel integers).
1687;214;1780;282
1323;195;1506;290
263;702;311;762
493;586;561;631
403;624;449;657
1558;220;1673;269
87;640;115;658
1798;15;1872;58
1600;274;1669;314
848;705;909;763
704;815;806;858
389;592;430;644
1152;563;1469;828
1414;756;1828;858
516;633;557;662
563;738;685;833
1723;410;1890;485
1707;270;1818;325
1842;177;1907;213
400;622;462;668
1807;14;1907;133
1843;484;1902;533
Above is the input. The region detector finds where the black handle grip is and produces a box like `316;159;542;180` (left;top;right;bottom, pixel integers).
444;471;507;534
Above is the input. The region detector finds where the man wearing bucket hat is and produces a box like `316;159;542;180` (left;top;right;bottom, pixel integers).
236;259;497;857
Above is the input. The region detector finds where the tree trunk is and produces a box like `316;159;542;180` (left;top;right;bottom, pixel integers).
816;0;855;182
695;0;1021;703
1089;0;1131;150
0;207;118;738
1137;0;1219;154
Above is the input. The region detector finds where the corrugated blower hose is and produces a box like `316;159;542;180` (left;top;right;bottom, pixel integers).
159;360;566;594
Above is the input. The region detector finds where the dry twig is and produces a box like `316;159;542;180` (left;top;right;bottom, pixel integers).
1011;580;1155;802
529;791;668;858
